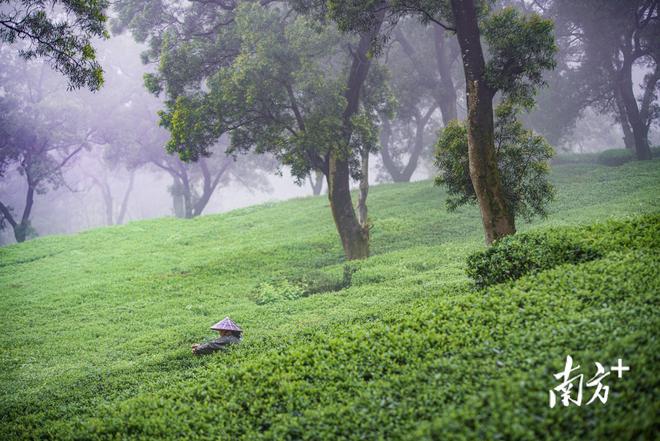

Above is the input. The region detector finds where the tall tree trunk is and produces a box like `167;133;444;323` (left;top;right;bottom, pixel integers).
618;55;652;160
309;170;324;195
1;175;36;243
400;107;435;181
328;8;384;260
193;158;214;217
100;181;113;226
379;107;436;182
614;86;635;149
116;170;135;225
180;170;194;218
327;155;369;260
379;118;405;182
451;0;515;245
357;148;369;226
14;182;36;243
433;25;459;124
171;176;186;218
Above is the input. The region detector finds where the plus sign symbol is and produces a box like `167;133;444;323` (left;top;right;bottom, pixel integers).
611;358;630;378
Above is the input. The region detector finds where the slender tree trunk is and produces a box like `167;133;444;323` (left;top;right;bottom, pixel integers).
193;158;214;217
451;0;515;245
379;107;435;182
327;155;369;259
433;25;459;124
100;181;113;226
0;201;18;241
328;8;384;260
309;170;324;195
171;176;186;218
614;86;635;149
618;56;652;160
2;168;43;243
400;107;436;181
639;63;660;139
13;182;37;243
357;148;369;226
379;119;405;182
180;170;194;219
116;170;135;225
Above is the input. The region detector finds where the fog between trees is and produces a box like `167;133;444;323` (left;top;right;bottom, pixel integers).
0;0;658;246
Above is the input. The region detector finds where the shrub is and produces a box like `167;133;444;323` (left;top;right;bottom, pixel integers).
252;268;352;304
597;148;634;166
434;102;555;221
466;214;660;288
252;278;308;305
466;231;602;288
80;242;659;441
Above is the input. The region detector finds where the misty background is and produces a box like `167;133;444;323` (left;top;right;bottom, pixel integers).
0;12;658;246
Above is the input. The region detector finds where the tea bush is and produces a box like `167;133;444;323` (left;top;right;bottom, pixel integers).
1;161;658;440
252;278;308;304
466;231;601;287
77;220;659;440
466;214;659;287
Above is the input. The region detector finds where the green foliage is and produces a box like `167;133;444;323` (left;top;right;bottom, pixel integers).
253;268;352;304
0;162;659;439
0;0;108;90
466;231;601;288
467;213;659;288
434;102;555;221
482;7;557;108
252;279;308;305
597;148;635;166
56;219;660;439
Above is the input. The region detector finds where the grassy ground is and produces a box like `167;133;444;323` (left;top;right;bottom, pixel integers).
0;161;659;439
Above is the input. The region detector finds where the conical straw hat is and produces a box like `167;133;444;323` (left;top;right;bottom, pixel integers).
211;317;242;332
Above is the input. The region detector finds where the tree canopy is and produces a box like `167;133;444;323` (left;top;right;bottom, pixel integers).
0;0;109;90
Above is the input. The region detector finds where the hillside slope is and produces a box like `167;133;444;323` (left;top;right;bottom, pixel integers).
1;161;659;439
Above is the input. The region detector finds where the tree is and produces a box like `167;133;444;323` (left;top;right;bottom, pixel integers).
553;0;659;160
117;0;390;259
0;57;93;242
312;0;555;244
376;19;459;183
443;2;556;244
0;0;109;90
435;101;554;221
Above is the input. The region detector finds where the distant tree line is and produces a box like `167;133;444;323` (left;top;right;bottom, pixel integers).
0;0;658;255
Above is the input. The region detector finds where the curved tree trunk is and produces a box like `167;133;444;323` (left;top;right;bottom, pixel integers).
327;155;369;260
171;176;186;218
451;0;515;245
328;7;385;260
100;181;113;226
379;119;407;182
116;170;135;225
357;148;369;226
309;170;324;195
614;86;635;150
433;25;459;124
379;107;436;183
618;55;652;160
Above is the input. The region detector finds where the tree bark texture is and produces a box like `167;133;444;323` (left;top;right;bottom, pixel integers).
618;55;652;160
451;0;515;245
327;5;385;260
